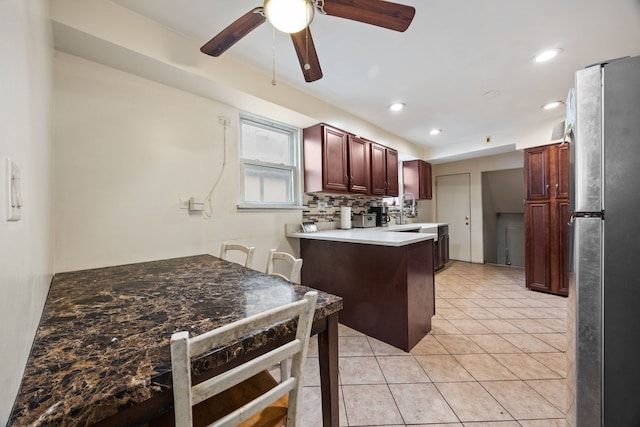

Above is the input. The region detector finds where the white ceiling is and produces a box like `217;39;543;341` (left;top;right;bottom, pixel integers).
108;0;640;152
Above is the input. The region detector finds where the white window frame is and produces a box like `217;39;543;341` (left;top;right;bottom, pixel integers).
238;112;303;210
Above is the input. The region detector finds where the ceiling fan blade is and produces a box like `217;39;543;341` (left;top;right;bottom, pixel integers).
322;0;416;32
291;28;323;82
200;7;266;57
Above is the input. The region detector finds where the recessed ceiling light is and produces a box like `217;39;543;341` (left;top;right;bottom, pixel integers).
542;101;565;110
483;90;501;98
429;129;442;136
534;48;562;63
388;103;405;111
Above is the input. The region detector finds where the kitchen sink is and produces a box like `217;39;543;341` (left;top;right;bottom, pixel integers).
385;224;438;239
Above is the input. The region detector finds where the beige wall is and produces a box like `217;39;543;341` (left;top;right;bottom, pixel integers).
54;52;301;273
0;0;54;422
49;0;432;274
431;151;524;263
49;0;424;161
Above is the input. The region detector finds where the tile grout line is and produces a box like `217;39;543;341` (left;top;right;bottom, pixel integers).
331;261;567;426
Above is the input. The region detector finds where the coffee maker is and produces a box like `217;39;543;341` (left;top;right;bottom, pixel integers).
369;206;390;227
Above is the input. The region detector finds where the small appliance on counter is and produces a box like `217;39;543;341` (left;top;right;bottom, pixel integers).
352;212;377;228
369;206;390;227
301;221;318;232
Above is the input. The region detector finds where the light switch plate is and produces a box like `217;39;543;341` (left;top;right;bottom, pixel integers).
5;158;22;221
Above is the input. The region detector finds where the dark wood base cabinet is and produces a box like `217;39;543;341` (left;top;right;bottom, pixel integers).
434;226;450;271
434;235;449;271
300;239;435;352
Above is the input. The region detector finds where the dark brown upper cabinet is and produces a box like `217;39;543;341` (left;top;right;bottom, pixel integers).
303;124;349;193
524;145;550;199
347;135;370;194
402;159;432;200
304;123;397;196
370;143;399;197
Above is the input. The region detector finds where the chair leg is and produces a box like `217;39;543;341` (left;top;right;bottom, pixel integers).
279;358;290;381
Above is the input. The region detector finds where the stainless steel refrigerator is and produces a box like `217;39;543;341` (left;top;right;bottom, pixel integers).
570;55;640;426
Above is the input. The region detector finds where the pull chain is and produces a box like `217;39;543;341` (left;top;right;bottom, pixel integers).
305;26;310;70
304;7;311;71
272;26;277;86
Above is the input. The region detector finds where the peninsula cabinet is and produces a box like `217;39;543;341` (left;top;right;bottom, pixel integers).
402;159;432;200
370;142;399;196
524;143;570;296
300;238;434;352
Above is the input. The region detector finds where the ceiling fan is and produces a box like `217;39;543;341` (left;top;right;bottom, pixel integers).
200;0;416;83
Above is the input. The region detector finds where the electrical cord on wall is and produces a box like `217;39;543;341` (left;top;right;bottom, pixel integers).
203;118;228;219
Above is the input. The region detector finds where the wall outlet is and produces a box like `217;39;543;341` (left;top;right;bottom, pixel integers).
189;197;205;212
318;201;327;211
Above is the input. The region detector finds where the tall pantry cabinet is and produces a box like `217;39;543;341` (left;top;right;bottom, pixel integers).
524;143;570;296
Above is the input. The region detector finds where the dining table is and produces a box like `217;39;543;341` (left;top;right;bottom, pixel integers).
8;254;343;426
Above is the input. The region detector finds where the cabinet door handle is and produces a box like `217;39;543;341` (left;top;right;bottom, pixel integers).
556;183;559;195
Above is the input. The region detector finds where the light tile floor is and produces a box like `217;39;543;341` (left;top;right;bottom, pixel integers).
299;261;569;426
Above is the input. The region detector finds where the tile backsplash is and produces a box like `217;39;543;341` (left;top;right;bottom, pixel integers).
303;193;378;223
302;193;416;224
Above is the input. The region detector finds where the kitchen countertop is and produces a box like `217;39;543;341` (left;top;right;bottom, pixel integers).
385;222;448;233
9;254;343;426
287;224;440;246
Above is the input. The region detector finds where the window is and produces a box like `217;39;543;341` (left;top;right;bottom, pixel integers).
239;113;302;209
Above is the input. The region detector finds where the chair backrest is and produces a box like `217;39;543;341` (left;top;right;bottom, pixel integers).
266;250;303;284
220;242;255;268
171;291;318;427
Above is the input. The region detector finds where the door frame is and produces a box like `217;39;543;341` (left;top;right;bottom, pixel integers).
436;173;472;262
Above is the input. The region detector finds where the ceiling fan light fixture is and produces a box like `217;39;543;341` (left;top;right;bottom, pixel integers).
264;0;314;34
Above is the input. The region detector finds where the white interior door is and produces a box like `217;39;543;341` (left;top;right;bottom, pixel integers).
436;173;471;262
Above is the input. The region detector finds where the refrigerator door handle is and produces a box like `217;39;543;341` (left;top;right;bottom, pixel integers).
574;211;605;219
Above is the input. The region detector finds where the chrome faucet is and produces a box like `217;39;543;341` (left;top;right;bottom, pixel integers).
398;192;416;225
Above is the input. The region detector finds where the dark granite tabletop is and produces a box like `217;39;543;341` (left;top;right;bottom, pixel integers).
9;254;342;426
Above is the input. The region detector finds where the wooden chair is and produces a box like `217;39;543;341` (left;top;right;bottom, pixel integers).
220;242;255;268
170;291;318;427
266;250;303;285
